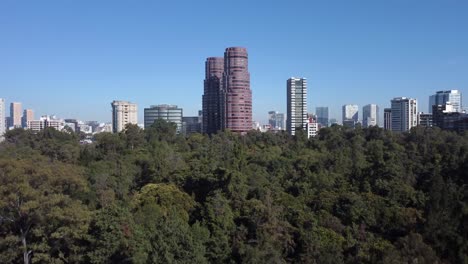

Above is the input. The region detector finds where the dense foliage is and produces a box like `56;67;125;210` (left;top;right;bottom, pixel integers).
1;122;467;263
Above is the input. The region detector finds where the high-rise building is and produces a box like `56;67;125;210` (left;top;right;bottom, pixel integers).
111;100;138;133
22;109;34;128
432;103;468;132
384;108;392;130
268;111;277;128
429;90;462;113
222;47;252;134
287;77;307;135
9;102;22;128
276;113;285;130
0;99;5;141
144;104;183;133
362;104;379;127
202;57;224;134
268;111;286;130
316;107;329;127
342;104;359;123
391;97;418;132
418;112;433;127
182;116;202;135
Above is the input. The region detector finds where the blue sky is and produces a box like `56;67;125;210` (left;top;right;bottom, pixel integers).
1;0;467;123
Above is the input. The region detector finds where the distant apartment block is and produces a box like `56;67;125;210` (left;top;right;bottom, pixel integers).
27;115;65;132
362;104;379;127
95;123;113;134
9;102;22;128
268;111;286;130
432;103;468;132
418;112;433;127
287;77;307;135
342;104;359;124
343;119;357;129
22;109;34;128
384;108;392;130
316;107;329;127
144;104;183;133
391;97;418;132
306;118;319;138
111;100;138;133
429;90;462;113
182;116;202;135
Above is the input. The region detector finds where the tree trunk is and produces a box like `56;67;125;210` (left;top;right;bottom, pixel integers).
21;233;28;264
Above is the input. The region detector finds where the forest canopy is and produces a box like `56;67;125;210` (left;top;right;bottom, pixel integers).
0;122;467;264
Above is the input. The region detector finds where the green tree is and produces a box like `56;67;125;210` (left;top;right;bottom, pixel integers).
0;157;91;264
132;184;208;263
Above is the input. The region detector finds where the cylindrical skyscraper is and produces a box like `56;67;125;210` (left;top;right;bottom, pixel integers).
223;47;252;134
202;57;224;134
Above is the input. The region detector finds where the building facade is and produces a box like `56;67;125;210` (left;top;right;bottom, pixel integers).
306;118;319;138
342;104;359;124
22;109;34;128
202;57;224;134
391;97;418;132
362;104;379;127
268;111;277;129
111;100;138;133
0;99;5;141
182;116;202;135
223;47;252;134
432;103;468;132
9;102;22;128
276;113;285;130
268;111;286;130
384;108;392;130
27;115;65;132
287;77;307;135
418;112;433;127
429;90;462;113
144;104;183;133
316;107;329;127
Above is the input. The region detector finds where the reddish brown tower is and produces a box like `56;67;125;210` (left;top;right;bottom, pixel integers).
222;47;252;134
202;57;224;134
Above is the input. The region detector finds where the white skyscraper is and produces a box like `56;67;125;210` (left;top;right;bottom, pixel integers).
342;104;359;122
362;104;379;127
111;100;138;133
391;97;418;132
287;77;307;135
0;99;5;141
429;90;462;113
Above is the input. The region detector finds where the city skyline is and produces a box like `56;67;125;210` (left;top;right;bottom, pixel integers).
1;1;468;124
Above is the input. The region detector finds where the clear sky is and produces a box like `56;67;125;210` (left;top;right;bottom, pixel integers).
1;0;467;124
